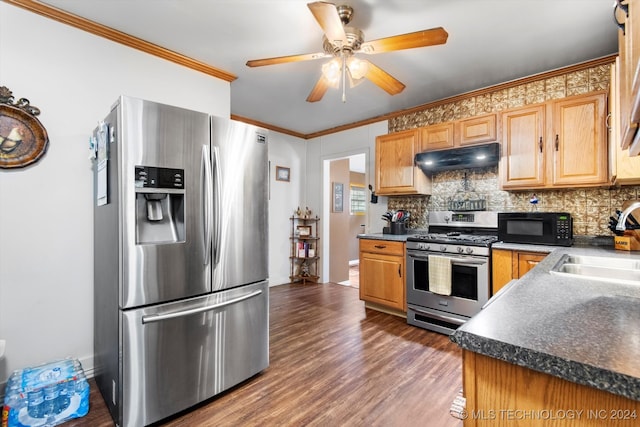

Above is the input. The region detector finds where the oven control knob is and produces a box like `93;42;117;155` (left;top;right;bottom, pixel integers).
465;247;474;254
457;247;464;253
440;246;447;252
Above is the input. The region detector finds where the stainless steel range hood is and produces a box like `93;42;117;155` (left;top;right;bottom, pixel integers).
415;142;500;173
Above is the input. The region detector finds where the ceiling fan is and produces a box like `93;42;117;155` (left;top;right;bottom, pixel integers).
246;1;448;102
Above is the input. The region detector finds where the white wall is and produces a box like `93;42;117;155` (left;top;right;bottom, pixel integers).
266;124;392;287
267;133;307;286
0;4;230;384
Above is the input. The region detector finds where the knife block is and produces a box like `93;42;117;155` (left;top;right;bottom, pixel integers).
383;223;406;235
614;232;640;251
615;200;640;251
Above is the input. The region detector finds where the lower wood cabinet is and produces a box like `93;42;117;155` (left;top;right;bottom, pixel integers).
492;249;548;295
462;350;640;427
359;239;405;312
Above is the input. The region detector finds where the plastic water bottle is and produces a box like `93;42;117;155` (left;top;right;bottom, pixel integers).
43;383;60;417
75;374;90;417
3;381;23;415
27;388;44;418
57;380;73;413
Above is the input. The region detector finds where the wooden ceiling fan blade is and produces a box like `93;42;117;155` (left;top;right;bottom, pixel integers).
306;76;330;102
308;1;347;45
247;52;329;67
246;52;328;67
364;61;405;95
360;27;448;54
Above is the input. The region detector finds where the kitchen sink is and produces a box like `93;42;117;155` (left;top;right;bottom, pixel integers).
550;254;640;285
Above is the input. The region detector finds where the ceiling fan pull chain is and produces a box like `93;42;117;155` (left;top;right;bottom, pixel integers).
341;52;347;103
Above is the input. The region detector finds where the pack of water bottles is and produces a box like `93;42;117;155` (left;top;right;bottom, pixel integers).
2;358;89;427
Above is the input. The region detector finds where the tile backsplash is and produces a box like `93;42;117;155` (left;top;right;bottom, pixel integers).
388;64;611;131
388;167;640;236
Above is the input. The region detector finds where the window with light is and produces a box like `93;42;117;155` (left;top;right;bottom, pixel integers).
350;184;366;215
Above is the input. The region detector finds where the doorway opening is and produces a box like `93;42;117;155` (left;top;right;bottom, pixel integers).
323;151;367;288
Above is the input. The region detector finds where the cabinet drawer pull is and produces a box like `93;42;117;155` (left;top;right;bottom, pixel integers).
538;136;543;153
374;244;387;249
555;134;559;151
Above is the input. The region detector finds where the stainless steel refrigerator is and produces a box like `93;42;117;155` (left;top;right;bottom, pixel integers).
92;96;269;427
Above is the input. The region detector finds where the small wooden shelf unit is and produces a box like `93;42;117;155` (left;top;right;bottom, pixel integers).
290;216;320;284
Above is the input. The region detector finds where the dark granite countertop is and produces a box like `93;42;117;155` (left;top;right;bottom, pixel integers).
357;231;426;242
491;241;559;253
450;245;640;402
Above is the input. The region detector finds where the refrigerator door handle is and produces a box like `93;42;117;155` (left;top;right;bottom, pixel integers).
141;289;263;324
212;146;222;266
202;145;213;265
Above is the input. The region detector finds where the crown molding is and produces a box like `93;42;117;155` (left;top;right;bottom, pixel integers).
2;0;236;82
230;115;307;139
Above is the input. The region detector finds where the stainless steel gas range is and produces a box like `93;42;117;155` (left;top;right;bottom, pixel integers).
406;211;498;335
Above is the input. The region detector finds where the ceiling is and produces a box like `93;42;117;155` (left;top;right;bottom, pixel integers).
36;0;619;137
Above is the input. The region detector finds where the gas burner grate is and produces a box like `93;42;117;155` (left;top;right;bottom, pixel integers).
408;233;498;246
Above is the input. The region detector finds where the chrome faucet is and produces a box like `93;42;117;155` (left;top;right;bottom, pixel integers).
615;201;640;231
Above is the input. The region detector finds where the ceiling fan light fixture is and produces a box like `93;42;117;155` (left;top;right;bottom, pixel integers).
322;56;369;90
321;58;342;88
347;57;368;80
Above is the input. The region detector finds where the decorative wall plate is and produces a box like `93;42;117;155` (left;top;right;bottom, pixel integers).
0;86;49;169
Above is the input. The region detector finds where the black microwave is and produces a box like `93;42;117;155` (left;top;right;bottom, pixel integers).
497;212;573;246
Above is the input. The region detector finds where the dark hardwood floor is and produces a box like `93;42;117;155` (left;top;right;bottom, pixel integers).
68;283;463;426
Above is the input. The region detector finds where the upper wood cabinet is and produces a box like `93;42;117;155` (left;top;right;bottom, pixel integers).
500;105;546;188
500;92;608;190
420;122;454;151
457;113;497;146
551;93;608;186
419;113;497;152
611;57;640;184
375;129;431;195
614;0;640;151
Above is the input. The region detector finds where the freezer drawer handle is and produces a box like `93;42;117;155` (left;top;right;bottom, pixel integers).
141;289;263;324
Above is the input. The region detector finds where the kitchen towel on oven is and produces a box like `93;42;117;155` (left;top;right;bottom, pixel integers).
428;255;452;296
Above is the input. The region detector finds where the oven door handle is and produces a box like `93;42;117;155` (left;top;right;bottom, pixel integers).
407;252;487;266
451;260;487;267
